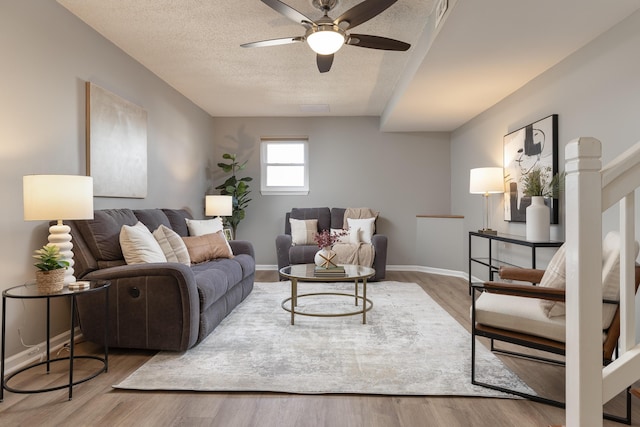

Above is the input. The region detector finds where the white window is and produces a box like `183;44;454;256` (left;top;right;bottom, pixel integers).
260;138;309;195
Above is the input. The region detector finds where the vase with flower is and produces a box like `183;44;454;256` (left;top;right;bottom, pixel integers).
520;166;563;241
313;229;348;268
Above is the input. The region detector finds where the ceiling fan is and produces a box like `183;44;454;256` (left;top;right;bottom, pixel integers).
241;0;411;73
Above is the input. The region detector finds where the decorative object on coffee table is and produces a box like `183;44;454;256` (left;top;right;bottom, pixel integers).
312;229;346;268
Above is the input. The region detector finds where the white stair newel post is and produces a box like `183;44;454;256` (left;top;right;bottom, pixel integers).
565;138;603;427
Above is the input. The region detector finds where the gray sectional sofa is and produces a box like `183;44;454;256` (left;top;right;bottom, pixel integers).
67;208;255;351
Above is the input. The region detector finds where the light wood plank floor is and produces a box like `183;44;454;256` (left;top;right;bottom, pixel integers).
0;271;638;426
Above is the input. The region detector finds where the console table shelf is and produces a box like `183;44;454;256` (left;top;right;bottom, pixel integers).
468;231;563;291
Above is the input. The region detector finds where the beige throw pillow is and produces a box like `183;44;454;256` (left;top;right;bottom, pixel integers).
538;245;566;317
290;218;318;245
185;217;233;256
182;231;233;263
120;222;167;265
153;225;190;265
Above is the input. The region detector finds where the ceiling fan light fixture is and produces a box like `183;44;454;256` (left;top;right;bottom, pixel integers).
306;25;345;55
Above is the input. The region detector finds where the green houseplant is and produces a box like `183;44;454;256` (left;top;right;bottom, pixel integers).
520;166;563;198
33;244;69;293
215;153;253;237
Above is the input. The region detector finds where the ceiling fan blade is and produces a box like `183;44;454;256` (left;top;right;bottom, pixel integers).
317;54;334;73
261;0;313;27
347;34;410;51
334;0;397;30
241;37;304;48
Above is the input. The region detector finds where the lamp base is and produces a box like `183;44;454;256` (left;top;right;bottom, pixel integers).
478;228;498;235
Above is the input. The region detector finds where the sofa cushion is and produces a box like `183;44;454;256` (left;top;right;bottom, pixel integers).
133;209;172;232
120;222;167;264
76;209;138;263
475;292;566;343
288;207;331;233
162;209;192;237
191;258;245;310
153;225;191;265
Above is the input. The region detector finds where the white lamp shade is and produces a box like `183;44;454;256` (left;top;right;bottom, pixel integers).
306;27;345;55
205;195;233;216
23;175;94;221
469;167;504;194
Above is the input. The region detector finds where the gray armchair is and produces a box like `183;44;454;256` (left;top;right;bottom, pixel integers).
276;207;387;281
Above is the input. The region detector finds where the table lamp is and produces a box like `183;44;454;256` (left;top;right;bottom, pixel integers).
205;195;233;217
469;167;504;235
23;175;94;284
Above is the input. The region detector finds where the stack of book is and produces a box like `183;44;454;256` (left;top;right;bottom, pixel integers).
314;265;346;278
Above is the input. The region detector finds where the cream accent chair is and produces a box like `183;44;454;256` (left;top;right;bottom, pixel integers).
471;231;640;424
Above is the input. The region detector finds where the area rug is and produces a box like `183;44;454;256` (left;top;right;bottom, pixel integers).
115;281;534;397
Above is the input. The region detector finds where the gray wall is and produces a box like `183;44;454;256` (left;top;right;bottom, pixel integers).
210;116;451;266
451;10;640;276
0;1;214;357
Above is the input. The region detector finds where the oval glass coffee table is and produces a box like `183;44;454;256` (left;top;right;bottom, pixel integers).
279;264;375;325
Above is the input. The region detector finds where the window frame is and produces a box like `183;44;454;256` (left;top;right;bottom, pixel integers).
260;138;309;195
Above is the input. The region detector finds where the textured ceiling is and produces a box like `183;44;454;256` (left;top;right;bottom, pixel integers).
57;0;640;131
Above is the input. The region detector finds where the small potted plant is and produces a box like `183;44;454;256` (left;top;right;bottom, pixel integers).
33;244;68;293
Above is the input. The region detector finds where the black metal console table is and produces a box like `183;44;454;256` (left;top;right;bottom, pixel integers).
468;231;563;291
1;280;110;401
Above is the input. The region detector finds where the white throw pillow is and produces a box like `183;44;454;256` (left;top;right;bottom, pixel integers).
346;217;375;244
153;225;191;265
185;217;224;236
290;218;318;245
120;222;167;264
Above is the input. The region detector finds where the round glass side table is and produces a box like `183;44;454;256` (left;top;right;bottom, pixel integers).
1;280;110;401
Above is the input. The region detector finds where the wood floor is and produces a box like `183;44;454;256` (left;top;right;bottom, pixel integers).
1;270;638;426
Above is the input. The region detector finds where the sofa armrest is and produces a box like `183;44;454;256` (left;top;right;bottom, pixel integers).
371;234;387;281
498;267;545;283
229;240;255;258
276;234;293;273
79;262;200;351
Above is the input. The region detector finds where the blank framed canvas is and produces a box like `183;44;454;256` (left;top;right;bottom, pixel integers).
86;82;147;198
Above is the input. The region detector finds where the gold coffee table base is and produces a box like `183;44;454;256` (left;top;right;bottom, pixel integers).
281;292;373;322
278;264;376;325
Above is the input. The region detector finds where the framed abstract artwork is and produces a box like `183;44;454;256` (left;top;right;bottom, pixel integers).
503;114;558;223
86;82;147;198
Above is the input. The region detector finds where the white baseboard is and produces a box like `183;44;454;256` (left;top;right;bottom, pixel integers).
3;328;83;376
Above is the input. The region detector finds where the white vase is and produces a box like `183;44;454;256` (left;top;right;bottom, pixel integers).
314;247;337;268
526;196;550;241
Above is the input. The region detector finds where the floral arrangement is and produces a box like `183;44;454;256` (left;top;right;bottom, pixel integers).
520;166;564;198
313;229;348;249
